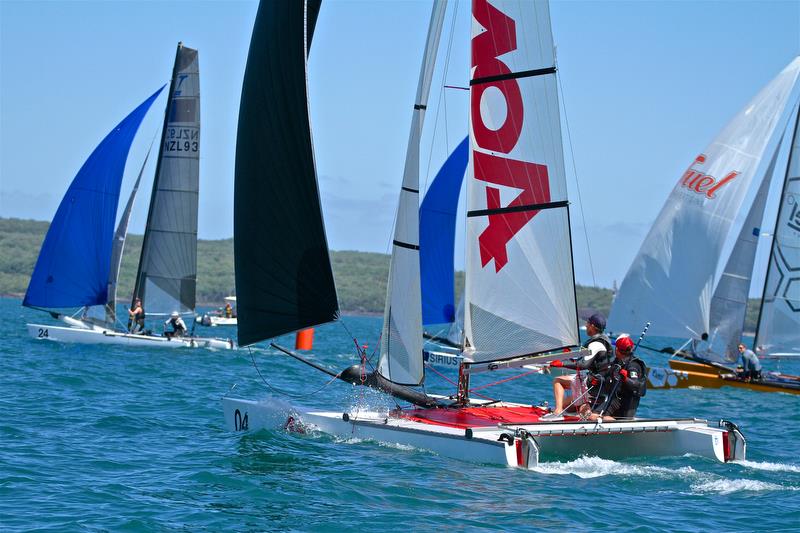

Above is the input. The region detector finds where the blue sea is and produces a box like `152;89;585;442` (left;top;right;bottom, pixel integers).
2;296;799;531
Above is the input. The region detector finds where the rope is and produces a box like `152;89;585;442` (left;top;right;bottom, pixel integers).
248;347;342;400
424;362;458;387
557;69;596;287
468;369;540;393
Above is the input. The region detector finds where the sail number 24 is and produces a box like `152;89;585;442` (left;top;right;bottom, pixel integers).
37;328;49;338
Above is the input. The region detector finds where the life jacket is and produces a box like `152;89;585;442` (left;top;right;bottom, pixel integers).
170;317;186;332
582;333;612;373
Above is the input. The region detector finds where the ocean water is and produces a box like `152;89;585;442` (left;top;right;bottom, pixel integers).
2;296;799;531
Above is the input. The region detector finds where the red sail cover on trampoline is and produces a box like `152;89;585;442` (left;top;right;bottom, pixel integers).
401;406;578;428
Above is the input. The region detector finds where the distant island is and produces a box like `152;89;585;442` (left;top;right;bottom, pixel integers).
0;217;759;330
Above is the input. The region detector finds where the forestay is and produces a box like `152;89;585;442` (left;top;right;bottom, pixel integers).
23;88;164;310
756;104;800;354
464;0;578;362
233;0;336;347
134;44;200;316
609;58;800;341
378;0;447;386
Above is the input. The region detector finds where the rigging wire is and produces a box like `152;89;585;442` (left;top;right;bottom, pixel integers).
248;346;343;399
422;0;461;195
557;67;597;287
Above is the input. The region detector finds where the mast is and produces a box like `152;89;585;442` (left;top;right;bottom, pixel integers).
754;101;800;352
377;0;448;386
133;42;200;315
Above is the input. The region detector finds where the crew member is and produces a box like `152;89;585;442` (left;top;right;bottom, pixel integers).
164;311;187;339
544;313;613;419
224;302;233;319
128;298;145;333
737;343;762;381
579;335;647;421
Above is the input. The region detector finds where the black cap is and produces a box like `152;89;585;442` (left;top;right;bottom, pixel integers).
587;313;606;331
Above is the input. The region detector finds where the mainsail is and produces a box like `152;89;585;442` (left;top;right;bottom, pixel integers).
23;88;164;310
420;136;468;326
463;0;579;362
609;58;800;342
755;104;800;354
133;43;201;316
377;0;447;386
233;0;337;347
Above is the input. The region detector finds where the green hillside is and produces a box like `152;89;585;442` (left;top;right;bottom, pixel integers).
0;217;760;330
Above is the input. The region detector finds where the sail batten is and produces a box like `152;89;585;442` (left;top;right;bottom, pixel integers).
23;87;164;310
133;43;200;316
234;0;337;347
464;0;578;363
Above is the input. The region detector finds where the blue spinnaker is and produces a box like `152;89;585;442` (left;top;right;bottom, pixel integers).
24;86;165;309
420;136;468;325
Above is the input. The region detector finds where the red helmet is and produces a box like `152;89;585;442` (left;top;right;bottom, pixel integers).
616;336;634;353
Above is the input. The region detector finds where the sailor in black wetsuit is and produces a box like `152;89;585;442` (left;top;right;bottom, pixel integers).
545;314;613;419
579;335;647;421
164;311;187;339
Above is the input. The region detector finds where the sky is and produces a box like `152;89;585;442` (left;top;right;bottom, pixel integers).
1;0;800;292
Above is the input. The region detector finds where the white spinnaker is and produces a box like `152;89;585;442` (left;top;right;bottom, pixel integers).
378;0;447;386
707;148;777;362
756;105;800;354
464;0;578;362
609;58;800;340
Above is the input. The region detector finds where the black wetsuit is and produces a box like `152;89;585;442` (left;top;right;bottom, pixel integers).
589;354;647;419
562;333;613;373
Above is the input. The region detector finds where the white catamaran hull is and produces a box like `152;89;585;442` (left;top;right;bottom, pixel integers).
27;323;233;350
222;398;745;467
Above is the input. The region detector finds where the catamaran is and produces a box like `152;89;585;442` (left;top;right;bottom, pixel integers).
24;43;233;350
610;56;800;392
223;0;746;468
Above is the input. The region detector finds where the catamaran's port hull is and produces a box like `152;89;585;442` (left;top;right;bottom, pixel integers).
222;398;745;467
27;323;233;349
647;359;800;394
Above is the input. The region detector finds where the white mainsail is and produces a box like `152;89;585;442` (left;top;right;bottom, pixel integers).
755;104;800;354
463;0;578;362
609;58;800;341
378;0;447;385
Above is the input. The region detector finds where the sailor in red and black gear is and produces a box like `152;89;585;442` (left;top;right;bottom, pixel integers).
580;335;647;421
545;313;613;418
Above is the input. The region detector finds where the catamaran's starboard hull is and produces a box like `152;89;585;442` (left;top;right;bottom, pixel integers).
647;360;800;394
27;323;233;349
222;398;745;467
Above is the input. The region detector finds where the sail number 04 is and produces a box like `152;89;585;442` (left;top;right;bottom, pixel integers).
234;409;249;431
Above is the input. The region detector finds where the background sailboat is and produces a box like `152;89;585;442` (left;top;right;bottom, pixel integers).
609;58;800;364
25;44;232;350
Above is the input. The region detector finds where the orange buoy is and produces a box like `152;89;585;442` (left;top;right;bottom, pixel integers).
295;327;314;350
